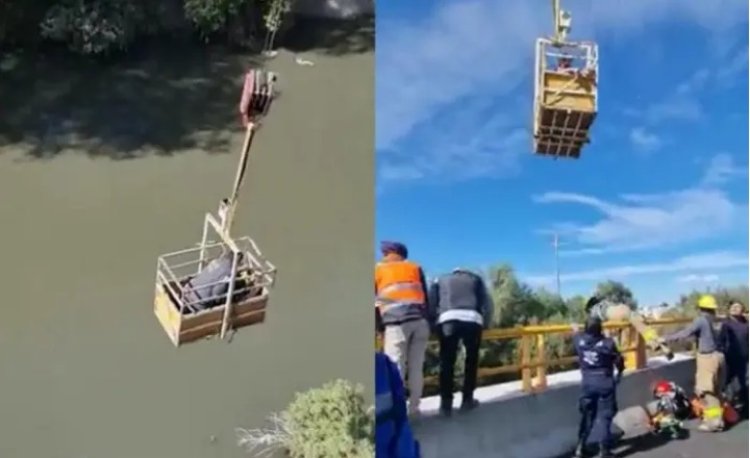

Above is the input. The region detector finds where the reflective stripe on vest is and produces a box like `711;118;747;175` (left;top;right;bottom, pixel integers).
703;406;723;420
375;261;425;304
376;261;425;324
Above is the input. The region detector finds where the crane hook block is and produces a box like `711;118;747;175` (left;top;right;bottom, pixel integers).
559;10;572;30
239;69;277;127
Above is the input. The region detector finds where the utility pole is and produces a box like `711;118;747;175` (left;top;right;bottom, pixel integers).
553;232;561;297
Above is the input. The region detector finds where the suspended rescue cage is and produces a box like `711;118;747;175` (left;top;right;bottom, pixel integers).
533;2;599;159
154;68;278;347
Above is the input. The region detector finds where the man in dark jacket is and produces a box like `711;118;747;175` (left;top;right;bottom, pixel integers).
720;302;748;417
429;268;494;417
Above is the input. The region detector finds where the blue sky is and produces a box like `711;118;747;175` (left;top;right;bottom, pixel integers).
375;0;749;306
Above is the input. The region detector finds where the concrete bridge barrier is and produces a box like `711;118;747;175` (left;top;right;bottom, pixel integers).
413;355;696;458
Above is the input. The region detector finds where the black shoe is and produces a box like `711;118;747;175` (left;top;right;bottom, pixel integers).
439;403;452;417
572;443;585;457
460;398;480;412
596;448;615;458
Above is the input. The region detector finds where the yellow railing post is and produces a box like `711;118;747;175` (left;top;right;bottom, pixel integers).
634;326;647;369
520;334;532;393
623;325;647;370
533;333;548;390
622;326;635;370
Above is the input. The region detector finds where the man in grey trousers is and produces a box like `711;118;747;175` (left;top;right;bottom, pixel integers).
429;268;494;417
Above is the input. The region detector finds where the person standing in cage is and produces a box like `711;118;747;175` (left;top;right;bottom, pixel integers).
429;268;494;417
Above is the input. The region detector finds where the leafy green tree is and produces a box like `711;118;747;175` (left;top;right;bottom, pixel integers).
39;0;144;55
237;379;374;458
565;295;588;323
184;0;248;40
595;280;638;309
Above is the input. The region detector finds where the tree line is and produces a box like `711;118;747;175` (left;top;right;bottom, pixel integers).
422;263;749;394
0;0;291;55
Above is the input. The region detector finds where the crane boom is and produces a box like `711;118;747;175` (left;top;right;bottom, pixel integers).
221;123;256;236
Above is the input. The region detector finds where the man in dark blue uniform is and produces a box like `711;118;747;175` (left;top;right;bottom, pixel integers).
573;316;625;458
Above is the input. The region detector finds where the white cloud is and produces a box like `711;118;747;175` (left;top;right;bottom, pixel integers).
629;127;662;152
524;250;747;285
701;153;747;187
533;154;746;254
534;189;741;253
377;0;747;182
644;96;704;123
676;273;720;283
623;68;709;124
379;96;528;183
716;47;749;83
627;48;745;126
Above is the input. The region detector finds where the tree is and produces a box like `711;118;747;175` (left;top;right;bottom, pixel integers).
565;295;588;323
487;264;543;327
184;0;248;41
595;280;638;310
40;0;144;55
237;380;374;458
532;287;567;321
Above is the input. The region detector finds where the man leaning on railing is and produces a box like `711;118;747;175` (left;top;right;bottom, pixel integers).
428;268;494;417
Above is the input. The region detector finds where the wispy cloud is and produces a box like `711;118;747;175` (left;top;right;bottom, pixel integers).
626;48;745;128
533;154;747;255
715;47;749;84
379;96;527;184
624;68;708;125
701;153;747;187
524;250;747;285
629;127;662;152
377;0;747;183
676;273;720;283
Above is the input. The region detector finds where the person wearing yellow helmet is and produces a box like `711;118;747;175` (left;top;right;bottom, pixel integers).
660;294;726;432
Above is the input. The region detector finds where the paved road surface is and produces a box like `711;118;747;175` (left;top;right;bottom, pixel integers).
614;419;747;457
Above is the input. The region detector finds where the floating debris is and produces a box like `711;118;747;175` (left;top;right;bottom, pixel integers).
294;56;315;67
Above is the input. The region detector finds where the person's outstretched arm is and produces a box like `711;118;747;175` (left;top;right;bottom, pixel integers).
662;317;701;343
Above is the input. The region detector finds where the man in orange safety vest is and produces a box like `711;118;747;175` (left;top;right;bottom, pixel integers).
375;241;431;416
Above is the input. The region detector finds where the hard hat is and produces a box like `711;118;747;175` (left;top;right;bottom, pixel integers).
697;294;718;310
653;380;674;396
